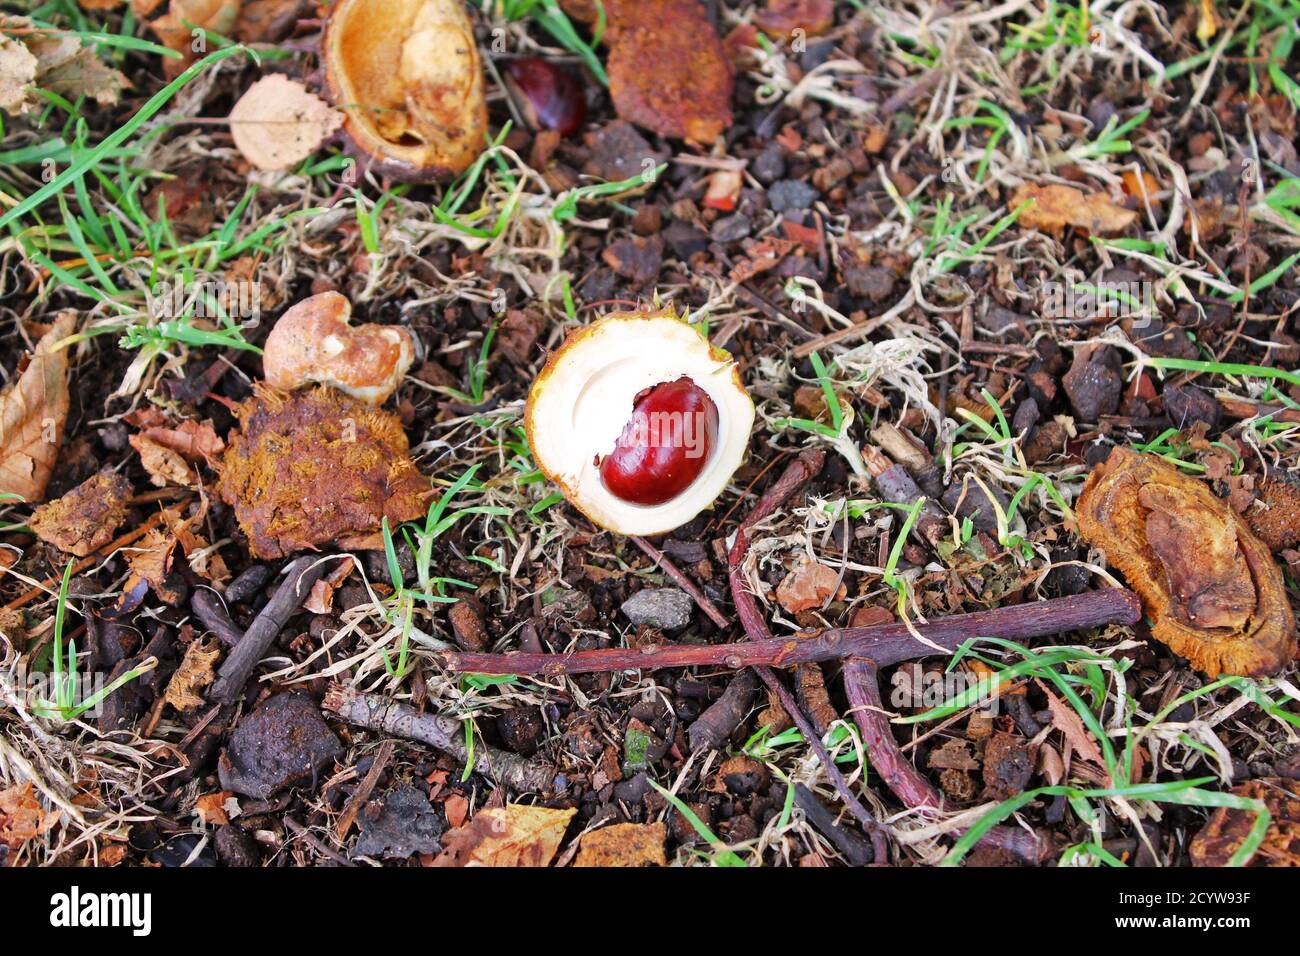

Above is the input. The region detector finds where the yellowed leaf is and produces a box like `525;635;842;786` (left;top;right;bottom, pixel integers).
1011;183;1137;236
573;822;666;867
229;74;343;171
0;311;75;503
432;804;576;867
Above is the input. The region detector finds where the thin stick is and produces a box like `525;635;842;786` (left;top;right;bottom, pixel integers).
843;657;1050;864
443;588;1142;676
4;511;167;611
630;535;729;629
210;556;331;703
323;684;555;793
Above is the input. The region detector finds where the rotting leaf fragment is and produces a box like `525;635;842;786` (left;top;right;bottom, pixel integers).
1076;448;1296;677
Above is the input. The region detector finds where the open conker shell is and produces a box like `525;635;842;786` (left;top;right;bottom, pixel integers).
322;0;489;181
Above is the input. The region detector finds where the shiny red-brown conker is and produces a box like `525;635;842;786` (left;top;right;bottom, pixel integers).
598;377;719;506
503;57;587;137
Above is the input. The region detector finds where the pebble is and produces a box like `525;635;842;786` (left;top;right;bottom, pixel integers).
620;587;694;631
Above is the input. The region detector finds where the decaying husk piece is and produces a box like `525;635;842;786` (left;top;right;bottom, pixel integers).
1077;448;1296;678
322;0;488;180
1190;777;1300;867
216;387;429;559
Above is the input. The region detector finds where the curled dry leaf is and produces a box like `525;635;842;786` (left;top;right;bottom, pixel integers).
129;433;195;487
216;387;429;559
1011;183;1138;236
229;74;344;172
0;782;61;855
141;419;226;463
572;821;666;867
432;804;576;867
0;311;75;503
605;0;733;142
0;15;129;114
1190;777;1299;867
29;471;133;557
262;292;416;404
775;555;845;613
163;636;221;712
322;0;488;180
1076;448;1296;677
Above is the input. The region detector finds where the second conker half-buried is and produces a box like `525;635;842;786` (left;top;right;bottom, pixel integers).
525;308;755;536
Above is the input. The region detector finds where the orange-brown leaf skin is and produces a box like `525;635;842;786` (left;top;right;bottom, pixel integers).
1076;448;1296;678
606;0;733;143
1190;777;1300;867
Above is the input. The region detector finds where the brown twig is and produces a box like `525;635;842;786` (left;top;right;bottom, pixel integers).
190;590;243;648
210;556;332;703
688;669;759;751
843;657;1052;864
322;684;555;793
333;739;394;846
3;511;167;611
443;588;1142;676
630;535;729;629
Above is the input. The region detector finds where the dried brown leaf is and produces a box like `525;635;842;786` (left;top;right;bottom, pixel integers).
754;0;835;36
0;782;61;855
229;74;343;172
1011;183;1137;236
775;555;845;613
432;804;576;867
0;312;75;503
1036;680;1105;769
142;419;225;463
129;433;195;487
164;637;221;712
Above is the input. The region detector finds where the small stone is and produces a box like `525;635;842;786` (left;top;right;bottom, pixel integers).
602;235;663;285
497;706;545;756
767;179;819;213
843;264;896;301
942;478;1011;534
217;693;342;799
710;213;751;243
354;784;444;860
752;143;786;183
1062;344;1122;423
620;587;694;631
979;304;1030;339
214;824;260;868
663;220;709;260
1163;383;1220;430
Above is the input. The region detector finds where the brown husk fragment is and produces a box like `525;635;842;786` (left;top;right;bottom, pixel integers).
1189;777;1300;867
1076;448;1296;677
604;0;733;142
216;387;429;559
1247;475;1300;553
29;471;132;556
322;0;488;180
